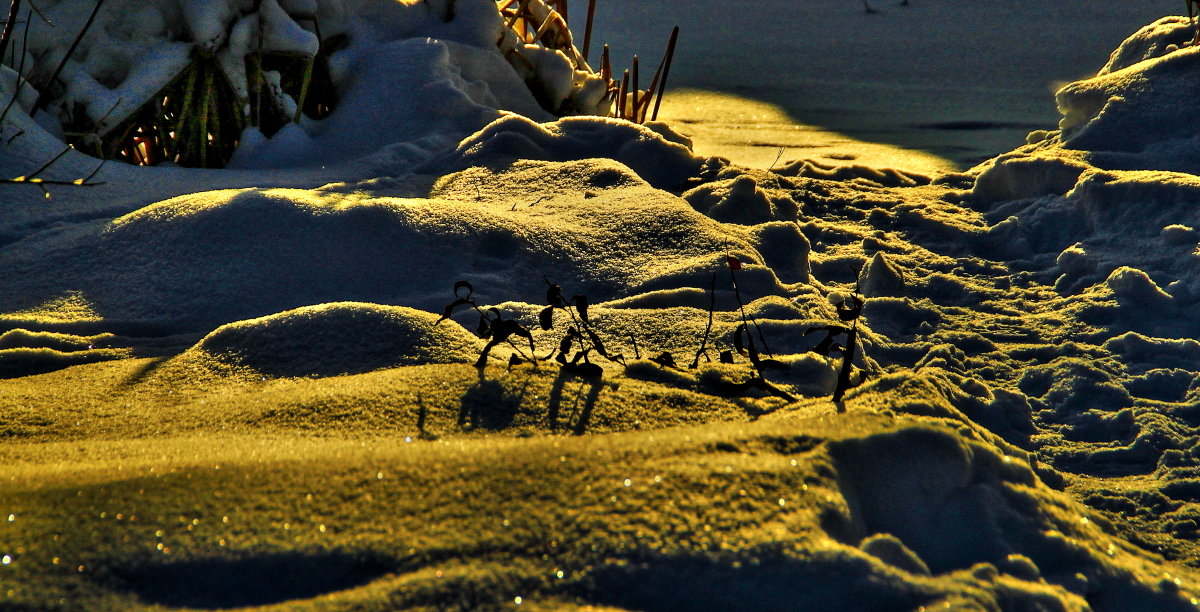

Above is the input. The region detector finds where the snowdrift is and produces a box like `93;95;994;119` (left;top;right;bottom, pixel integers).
5;6;1200;611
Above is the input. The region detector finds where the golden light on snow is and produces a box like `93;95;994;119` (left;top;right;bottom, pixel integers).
2;291;103;323
655;89;956;173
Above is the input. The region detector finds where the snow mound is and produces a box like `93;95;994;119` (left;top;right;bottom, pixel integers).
0;346;128;378
966;20;1200;347
1098;16;1197;74
1056;47;1200;158
830;425;1191;606
0;329;117;351
0;327;128;377
423;114;707;191
3;167;771;331
194;302;481;377
235;37;550;170
683;176;800;224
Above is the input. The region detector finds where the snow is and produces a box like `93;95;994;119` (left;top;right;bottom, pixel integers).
6;1;1200;610
193;302;484;377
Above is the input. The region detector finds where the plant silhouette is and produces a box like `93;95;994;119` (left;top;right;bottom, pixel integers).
806;274;866;407
690;256;795;402
436;281;537;369
538;279;624;378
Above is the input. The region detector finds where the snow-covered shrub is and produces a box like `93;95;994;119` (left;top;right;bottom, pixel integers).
0;0;663;169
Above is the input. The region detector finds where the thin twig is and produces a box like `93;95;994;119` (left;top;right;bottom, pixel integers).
728;260;773;357
768;146;786;172
689;272;717;368
25;144;73;179
1;176;104;187
24;1;49;26
0;0;22;65
0;8;33;130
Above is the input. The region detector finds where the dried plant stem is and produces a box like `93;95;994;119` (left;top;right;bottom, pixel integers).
617;69;628;119
581;0;597;61
650;26;678;121
198;66;215;168
728;262;772;357
0;8;33;130
689;272;717;368
294;54;315;123
172;64;198;158
832;323;858;403
630;55;639;121
0;0;21;64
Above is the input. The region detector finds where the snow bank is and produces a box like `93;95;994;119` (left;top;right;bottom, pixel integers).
1;167;762;331
967;17;1200;355
236;37;551;169
193;302;482;377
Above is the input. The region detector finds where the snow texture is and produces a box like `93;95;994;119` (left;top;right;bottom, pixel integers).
5;5;1200;610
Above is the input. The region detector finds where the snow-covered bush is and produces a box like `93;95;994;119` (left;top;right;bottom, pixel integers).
0;0;647;169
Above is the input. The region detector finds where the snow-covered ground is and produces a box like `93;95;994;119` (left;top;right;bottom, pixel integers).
3;0;1200;609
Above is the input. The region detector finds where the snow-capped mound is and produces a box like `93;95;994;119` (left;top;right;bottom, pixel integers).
231;37;549;170
423;113;707;191
1056;46;1200;158
683;175;800;224
830;425;1194;607
193;302;480;377
2;162;778;332
1098;16;1197;76
965;19;1200;341
974;16;1200;198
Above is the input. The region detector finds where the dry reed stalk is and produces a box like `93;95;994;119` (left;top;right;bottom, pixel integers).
0;0;20;65
650;26;678;121
582;0;596;60
630;56;639;122
617;69;629;119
